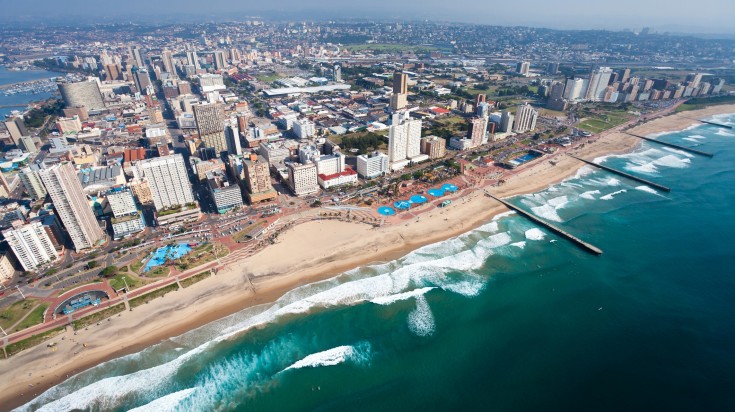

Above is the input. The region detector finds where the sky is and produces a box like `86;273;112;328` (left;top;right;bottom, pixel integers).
4;0;735;35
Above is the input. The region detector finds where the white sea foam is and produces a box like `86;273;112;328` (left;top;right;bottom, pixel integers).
510;241;526;249
492;210;517;221
547;195;569;208
531;204;563;222
579;190;601;200
128;388;198;412
715;129;735;137
524;228;546;241
682;137;701;143
653;155;690;169
635;185;658;195
573;165;595;179
600;190;627;200
284;344;370;371
370;287;436;306
407;295;435;337
605;177;621;186
627;161;659;175
662;147;695;158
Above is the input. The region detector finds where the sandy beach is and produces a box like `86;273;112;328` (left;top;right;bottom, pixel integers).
1;104;733;410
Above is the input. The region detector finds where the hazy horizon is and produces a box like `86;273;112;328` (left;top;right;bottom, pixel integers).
2;0;735;35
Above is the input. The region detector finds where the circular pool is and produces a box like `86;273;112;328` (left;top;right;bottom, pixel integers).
377;206;396;216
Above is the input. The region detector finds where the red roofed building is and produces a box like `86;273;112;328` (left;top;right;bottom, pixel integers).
317;168;358;189
124;147;147;164
429;107;451;116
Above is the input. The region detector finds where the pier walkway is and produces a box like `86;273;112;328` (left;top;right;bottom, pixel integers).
567;154;671;192
484;191;603;255
623;132;714;158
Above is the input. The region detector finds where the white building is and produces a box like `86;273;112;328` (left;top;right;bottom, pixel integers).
585;67;614;101
356;152;388;179
388;113;422;169
287;162;319;196
106;187;145;239
314;153;346;176
513;104;539;133
293;118;316;139
136;154;195;211
199;74;226;92
0;254;14;284
564;78;589;101
2;221;59;271
39;162;104;251
318;169;358;189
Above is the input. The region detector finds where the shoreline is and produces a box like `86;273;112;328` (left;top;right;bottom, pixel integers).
2;104;734;410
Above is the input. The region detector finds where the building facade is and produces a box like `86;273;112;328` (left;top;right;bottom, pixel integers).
136;154;195;211
2;221;59;271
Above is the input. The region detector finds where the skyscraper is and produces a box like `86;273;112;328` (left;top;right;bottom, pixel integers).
186;50;200;70
2;221;59;271
161;50;176;77
213;51;227;70
132;46;145;68
467;117;489;147
585;67;614;101
513;103;539;133
4;116;28;145
516;61;530;76
132;67;151;94
39;163;104;251
390;72;409;110
193;103;227;155
388;113;422;166
18;167;46;201
136;154;195;211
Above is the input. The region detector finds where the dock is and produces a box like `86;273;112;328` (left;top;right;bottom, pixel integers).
484;191;603;255
567;154;671;192
683;117;732;130
623;132;714;158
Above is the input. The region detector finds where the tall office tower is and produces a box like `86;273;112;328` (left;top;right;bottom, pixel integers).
546;62;560;75
475;94;487;107
619;68;631;83
387;113;422;164
131;66;151;95
390;72;409;111
136;154;195;211
104;64;122;81
333;64;342;82
585;67;614;101
161;50;176;76
467;116;489;147
186;50;200;70
516;61;530;76
19;167;47;200
499;111;515;133
0;171;11;198
513;103;539;133
193;103;227;155
132;46;145;68
4;116;28;145
58;79;105;110
225;124;242;156
2;221;59;271
39;163;104;251
287;162;319;197
213;51;227;70
393;72;408;94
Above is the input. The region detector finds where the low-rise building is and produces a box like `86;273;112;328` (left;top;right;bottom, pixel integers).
318;168;358;189
107;187;145;239
206;169;244;214
420;135;447;159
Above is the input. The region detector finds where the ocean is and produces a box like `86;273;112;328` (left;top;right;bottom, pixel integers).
0;67;58;118
17;115;735;412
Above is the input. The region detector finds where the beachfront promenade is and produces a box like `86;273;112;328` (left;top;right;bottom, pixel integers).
0;100;692;357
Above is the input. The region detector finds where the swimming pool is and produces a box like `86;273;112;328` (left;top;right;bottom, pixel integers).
377;206;396;216
394;201;412;210
410;195;428;204
143;244;193;272
428;188;445;197
441;183;459;192
508;151;542;167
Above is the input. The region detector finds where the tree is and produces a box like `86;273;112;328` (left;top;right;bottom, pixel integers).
99;266;118;277
87;260;100;270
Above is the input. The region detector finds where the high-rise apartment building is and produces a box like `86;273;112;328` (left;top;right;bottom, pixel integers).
243;154;277;203
18;167;47;200
516;61;530;76
356;152;389;179
186;50;200;70
136;154;195;211
213;51;227;70
467;117;489;147
585;67;614;101
420;135;447;159
107;187;145;239
193;103;227;155
287;162;319;197
161;50;176;76
2;221;58;271
388;113;422;168
513;104;539;133
39;163;104;251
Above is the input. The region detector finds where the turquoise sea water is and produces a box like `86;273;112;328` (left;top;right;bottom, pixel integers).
17;115;735;411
